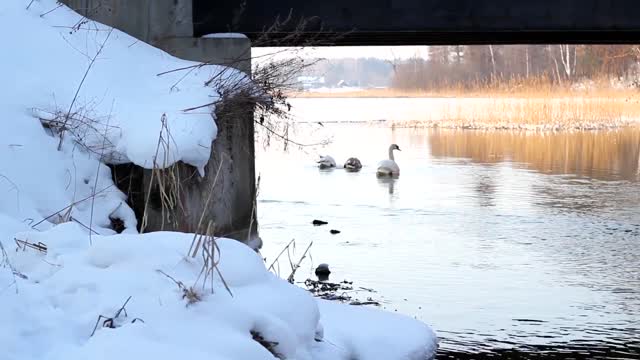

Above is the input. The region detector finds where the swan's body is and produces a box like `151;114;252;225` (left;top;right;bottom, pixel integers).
376;159;400;176
376;144;401;177
317;155;336;169
344;157;362;172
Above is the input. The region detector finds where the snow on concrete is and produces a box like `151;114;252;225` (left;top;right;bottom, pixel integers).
2;0;248;176
202;33;249;39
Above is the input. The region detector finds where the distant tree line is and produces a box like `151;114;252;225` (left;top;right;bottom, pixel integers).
391;45;640;90
307;58;393;87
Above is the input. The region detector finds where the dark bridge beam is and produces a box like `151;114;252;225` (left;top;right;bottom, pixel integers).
193;0;640;46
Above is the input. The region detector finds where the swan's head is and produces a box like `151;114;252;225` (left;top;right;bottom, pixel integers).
390;144;401;151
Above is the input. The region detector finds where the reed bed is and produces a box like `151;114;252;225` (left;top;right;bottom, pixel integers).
291;78;640;130
390;97;640;130
290;76;638;99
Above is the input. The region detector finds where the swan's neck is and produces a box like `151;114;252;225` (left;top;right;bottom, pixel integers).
388;147;395;161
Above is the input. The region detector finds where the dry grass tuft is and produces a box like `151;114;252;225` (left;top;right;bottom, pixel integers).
182;286;202;306
157;269;203;306
265;239;314;284
189;221;233;297
140;114;186;232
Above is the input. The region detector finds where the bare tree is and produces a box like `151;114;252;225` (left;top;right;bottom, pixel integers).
558;45;577;80
488;45;497;82
525;46;530;78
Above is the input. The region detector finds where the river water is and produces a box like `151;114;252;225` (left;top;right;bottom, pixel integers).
255;98;640;359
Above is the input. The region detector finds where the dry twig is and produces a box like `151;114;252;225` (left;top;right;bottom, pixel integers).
287;241;313;284
57;29;113;150
0;241;27;294
90;296;144;336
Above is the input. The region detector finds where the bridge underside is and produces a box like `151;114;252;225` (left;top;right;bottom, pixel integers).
193;0;640;46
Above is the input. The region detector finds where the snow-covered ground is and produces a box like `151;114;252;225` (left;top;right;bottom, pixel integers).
0;1;438;359
1;226;437;360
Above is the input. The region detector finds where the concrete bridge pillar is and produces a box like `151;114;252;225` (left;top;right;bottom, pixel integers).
61;0;259;247
61;0;193;44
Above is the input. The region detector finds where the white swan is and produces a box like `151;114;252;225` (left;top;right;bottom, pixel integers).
376;144;401;177
343;157;362;172
317;155;336;169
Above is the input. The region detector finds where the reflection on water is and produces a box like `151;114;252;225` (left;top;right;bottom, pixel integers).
377;177;397;195
256;123;640;359
428;128;640;182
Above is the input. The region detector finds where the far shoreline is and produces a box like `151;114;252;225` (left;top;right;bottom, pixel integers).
284;88;640;131
288;87;640;99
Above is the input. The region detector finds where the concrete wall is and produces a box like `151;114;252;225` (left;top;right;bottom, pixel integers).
61;0;251;72
61;0;193;43
140;105;259;248
157;37;251;74
61;0;259;247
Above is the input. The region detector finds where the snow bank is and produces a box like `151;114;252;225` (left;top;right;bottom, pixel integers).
1;225;319;360
317;300;438;359
1;223;437;360
2;0;247;175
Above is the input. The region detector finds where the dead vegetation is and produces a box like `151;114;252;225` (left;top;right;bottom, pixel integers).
390;98;640;131
161;11;338;151
251;330;283;359
154;220;233;307
0;241;27;294
294;93;640;131
266;239;382;307
266;238;314;284
189;221;233;297
90;296;144;337
303;279;380;306
15;238;48;254
139;114;186;233
156;269;202;306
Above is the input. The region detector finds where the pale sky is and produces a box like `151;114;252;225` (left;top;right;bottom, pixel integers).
253;46;429;61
